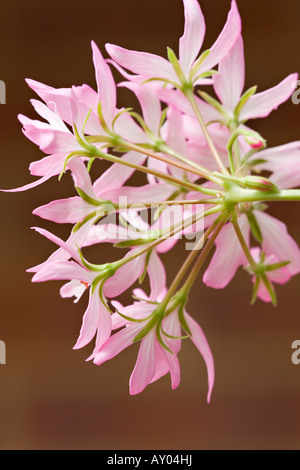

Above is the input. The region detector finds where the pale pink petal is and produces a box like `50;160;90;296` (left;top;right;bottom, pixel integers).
93;324;142;365
179;0;206;75
147;251;166;300
203;215;250;288
214;35;245;111
185;312;214;403
129;329;157;395
91;41;116;128
93;151;146;195
33;197;92;224
103;183;174;205
74;287;112;351
114;111;149;143
197;0;242;74
104;252;146;298
68;158;96;198
31;226;82;263
31;261;87;283
106;44;175;82
111;303;155;330
240;74;298;121
157;88;221;123
119;82;161;135
255;211;300;276
60;279;87;303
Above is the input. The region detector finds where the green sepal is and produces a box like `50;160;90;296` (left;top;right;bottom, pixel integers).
97;101;110;134
167;47;186;84
112;108;133;132
156;320;173;355
82;107;93;135
114;309;153;324
234;86;257;121
265;261;291;272
72;210;97;233
198;91;231;122
251;276;260;305
114;236;157;248
87;157;96;172
139;249;153;284
178;304;192;336
189;49;211;80
247;211;263;244
73;123;97;155
132;314;159;343
161;325;189;341
261;273;277;307
75;186;102;207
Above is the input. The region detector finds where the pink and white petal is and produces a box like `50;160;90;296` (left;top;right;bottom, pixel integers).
33;197;92;224
240;74;298;121
203;215;250;289
91;41;116;127
157;88;221;123
185;312;214;403
119;82;161;135
114;111;149;143
111;303;155;330
197;0;242;74
106;44;175;82
60;279;87;303
147;251;166;301
68;158;96;198
129;329;157;395
104;252;146;298
93;323;142;365
74;288;105;350
179;0;206;75
31;226;82;263
214;35;245;112
31;260;87;283
93;151;146;195
104;183;174;205
255;211;300;276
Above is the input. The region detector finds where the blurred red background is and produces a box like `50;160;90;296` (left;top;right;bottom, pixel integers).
0;0;300;450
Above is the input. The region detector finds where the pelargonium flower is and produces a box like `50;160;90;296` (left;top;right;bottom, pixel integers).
4;0;300;400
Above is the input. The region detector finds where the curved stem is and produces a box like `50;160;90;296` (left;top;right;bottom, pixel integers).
94;148;220;196
160;212;228;309
115;204;224;269
180;214;229;294
184;89;229;175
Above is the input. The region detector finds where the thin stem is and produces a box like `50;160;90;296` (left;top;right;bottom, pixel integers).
116;198;223;209
185;89;229;175
116;204;224;268
94;148;220;196
160;213;227;308
124;141;212;180
231;217;256;271
181;214;229;293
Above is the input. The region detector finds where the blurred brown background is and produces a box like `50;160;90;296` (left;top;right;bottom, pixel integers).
0;0;300;450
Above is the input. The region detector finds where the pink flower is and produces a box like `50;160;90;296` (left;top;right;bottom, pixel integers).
213;34;298;122
249;142;300;190
94;296;214;401
249;247;292;303
204;211;300;292
106;0;241;87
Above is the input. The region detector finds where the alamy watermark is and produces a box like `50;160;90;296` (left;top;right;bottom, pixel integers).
0;81;6;104
0;340;6;364
292;81;300;105
291;340;300;365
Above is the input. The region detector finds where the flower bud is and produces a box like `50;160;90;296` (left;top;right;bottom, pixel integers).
243;175;279;192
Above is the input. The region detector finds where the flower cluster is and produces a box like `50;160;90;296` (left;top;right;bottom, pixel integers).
5;0;300;399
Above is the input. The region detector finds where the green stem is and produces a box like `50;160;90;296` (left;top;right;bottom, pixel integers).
94;148;219;196
180;214;229;294
115;204;224;270
116;198;223;209
185;89;229;175
159;213;227;309
226;186;300;205
231;217;256;271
